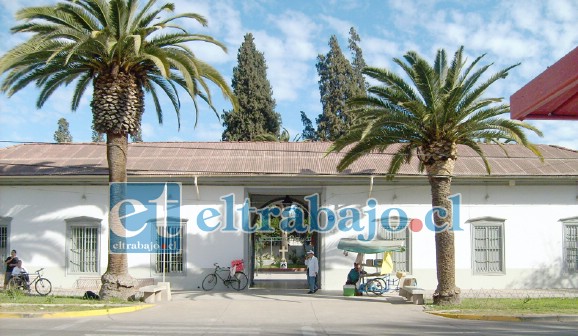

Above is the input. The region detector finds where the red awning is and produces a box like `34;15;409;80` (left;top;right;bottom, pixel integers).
510;46;578;120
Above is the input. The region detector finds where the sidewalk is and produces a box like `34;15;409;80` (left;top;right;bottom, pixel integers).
0;280;578;323
2;287;578;323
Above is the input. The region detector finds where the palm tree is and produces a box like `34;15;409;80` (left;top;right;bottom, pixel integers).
253;128;292;142
0;0;237;299
328;46;542;305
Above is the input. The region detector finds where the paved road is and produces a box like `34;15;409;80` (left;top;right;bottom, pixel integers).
1;289;578;335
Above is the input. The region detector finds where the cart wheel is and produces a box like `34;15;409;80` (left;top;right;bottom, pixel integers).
367;279;384;296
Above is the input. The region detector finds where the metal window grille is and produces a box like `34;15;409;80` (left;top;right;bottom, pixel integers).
69;226;98;273
0;225;7;259
377;221;409;273
155;223;184;274
564;224;578;273
473;225;503;273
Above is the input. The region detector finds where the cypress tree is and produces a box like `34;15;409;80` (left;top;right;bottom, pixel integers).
315;33;363;141
130;128;143;142
54;117;73;143
222;33;280;141
348;27;368;95
91;123;105;143
316;35;353;141
300;111;317;141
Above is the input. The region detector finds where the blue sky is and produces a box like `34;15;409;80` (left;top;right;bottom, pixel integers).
0;0;577;149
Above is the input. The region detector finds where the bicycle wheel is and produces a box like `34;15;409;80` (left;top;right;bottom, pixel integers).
35;278;52;296
375;277;389;292
202;274;218;291
366;279;384;296
230;272;248;291
7;277;26;292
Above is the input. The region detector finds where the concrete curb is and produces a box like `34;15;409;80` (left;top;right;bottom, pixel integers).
0;304;153;319
427;311;578;322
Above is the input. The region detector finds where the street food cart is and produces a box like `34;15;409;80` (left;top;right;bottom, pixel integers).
337;238;406;295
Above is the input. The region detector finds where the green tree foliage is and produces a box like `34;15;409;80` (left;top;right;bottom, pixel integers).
348;27;368;93
300;111;317;141
222;33;280;141
328;46;542;305
91;124;104;143
54;117;73;143
254;128;292;142
130;128;143;142
316;29;367;141
0;0;236;300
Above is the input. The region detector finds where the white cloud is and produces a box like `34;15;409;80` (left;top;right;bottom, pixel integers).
546;0;577;22
246;10;320;102
319;15;352;40
269;10;320;60
1;0;53;13
1;0;577;150
140;123;155;140
362;36;400;68
528;120;578;149
189;121;223;141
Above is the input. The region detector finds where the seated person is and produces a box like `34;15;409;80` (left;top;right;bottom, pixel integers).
11;259;30;284
345;263;366;286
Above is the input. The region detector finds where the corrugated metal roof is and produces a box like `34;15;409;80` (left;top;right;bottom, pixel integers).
0;142;577;177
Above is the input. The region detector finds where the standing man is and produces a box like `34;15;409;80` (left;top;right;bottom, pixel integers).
4;250;19;289
305;250;318;294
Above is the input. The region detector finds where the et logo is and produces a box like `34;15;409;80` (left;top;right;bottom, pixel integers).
109;183;182;254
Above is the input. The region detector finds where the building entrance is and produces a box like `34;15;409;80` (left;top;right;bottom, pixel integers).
247;194;317;290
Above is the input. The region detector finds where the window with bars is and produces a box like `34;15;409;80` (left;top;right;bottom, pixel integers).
563;221;578;274
155;221;185;274
66;217;100;274
470;219;505;274
377;217;411;273
0;217;10;260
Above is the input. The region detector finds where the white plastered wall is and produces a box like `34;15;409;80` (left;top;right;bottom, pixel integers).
1;181;577;291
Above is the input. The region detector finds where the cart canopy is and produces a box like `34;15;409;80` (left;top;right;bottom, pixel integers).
337;238;405;254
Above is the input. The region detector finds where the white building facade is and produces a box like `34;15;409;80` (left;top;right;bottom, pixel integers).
1;142;577;291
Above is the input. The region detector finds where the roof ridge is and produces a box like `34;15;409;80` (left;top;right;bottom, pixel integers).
547;144;578;153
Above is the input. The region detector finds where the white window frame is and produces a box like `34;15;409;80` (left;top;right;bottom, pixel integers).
0;217;12;260
65;216;101;275
468;217;506;275
152;218;187;275
561;217;578;274
377;216;412;273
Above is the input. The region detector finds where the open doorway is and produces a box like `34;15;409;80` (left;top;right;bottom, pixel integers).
247;194;318;289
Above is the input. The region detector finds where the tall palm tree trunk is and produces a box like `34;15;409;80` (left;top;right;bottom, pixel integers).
426;158;461;305
99;133;139;300
93;69;143;300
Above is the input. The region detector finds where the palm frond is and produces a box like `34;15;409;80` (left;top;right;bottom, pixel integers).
1;0;236;138
148;72;181;116
37;68;84;107
460;139;492;173
328;46;542;175
71;72;92;111
137;2;175;28
56;1;101;31
158;13;208;28
144;82;164;125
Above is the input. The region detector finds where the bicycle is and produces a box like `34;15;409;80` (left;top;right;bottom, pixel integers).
359;274;399;296
7;268;52;296
202;263;248;291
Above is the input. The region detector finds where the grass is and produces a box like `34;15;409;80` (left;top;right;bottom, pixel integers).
425;297;578;316
0;290;141;313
